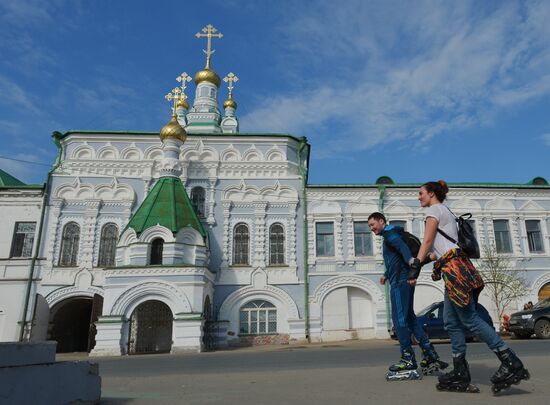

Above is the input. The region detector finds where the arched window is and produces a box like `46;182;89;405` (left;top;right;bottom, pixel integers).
269;223;285;265
191;186;206;218
233;223;249;265
97;223;118;267
59;222;80;266
150;238;164;265
239;300;277;335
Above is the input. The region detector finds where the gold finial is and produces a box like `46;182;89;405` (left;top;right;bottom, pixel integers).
164;87;182;114
195;24;223;69
223;72;239;109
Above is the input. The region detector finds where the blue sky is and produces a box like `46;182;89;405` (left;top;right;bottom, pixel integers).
0;0;549;185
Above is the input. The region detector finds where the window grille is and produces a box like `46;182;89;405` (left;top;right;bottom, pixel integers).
59;222;80;266
269;223;285;265
233;223;249;265
353;221;373;256
239;300;277;335
191;187;206;218
10;222;36;258
150;238;164;265
316;222;334;256
97;223;118;266
526;220;544;253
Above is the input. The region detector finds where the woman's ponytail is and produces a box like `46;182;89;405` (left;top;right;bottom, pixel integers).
422;180;449;202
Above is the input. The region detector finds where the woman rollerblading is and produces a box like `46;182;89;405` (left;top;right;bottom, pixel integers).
385;350;422;381
491;348;530;394
411;180;530;394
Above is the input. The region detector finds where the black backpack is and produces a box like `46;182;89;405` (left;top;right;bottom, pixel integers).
401;231;422;258
437;209;480;259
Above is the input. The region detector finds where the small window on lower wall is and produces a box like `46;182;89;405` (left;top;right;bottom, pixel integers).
239;300;277;335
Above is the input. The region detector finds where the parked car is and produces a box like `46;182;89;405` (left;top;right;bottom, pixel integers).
508;298;550;339
390;301;494;341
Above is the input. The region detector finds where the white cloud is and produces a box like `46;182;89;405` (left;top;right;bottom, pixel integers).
542;133;550;147
242;0;550;154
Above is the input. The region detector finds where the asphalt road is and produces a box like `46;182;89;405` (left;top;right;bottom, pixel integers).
62;338;550;404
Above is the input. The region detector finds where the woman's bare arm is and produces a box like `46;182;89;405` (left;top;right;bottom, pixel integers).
418;217;438;262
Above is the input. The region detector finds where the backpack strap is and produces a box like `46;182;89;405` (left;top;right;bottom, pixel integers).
437;227;458;244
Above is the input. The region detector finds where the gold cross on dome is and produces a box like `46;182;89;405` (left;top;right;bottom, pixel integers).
164;87;182;114
195;24;223;69
223;72;239;96
176;72;191;100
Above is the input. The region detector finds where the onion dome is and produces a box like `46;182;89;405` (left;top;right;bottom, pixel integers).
176;97;189;110
223;95;237;109
160;114;186;143
194;67;221;88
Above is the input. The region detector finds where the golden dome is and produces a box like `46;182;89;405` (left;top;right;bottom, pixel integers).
176;97;189;110
160;114;186;143
223;97;237;109
194;67;221;87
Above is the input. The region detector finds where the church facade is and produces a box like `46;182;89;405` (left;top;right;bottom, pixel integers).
1;26;549;355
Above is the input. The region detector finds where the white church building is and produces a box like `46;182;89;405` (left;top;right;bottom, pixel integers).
1;25;549;355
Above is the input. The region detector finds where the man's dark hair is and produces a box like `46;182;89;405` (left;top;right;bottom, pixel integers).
367;212;386;223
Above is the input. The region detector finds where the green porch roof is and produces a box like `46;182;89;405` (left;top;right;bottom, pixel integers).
0;168;26;186
126;176;206;238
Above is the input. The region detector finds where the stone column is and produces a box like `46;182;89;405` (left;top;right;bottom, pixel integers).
510;216;522;255
46;198;64;267
334;213;345;264
221;201;231;268
81;200;101;269
288;202;298;267
207;177;216;226
253;201;268;268
345;213;354;262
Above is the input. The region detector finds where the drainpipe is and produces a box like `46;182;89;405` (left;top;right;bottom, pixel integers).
377;185;392;332
19;131;63;341
298;137;310;342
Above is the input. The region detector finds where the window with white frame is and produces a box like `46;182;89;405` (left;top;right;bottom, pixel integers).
233;223;249;265
59;222;80;266
526;220;544;253
493;220;512;253
191;186;206;218
10;222;36;258
269;223;285;265
97;223;118;267
316;222;334;256
354;221;373;256
239;300;277;335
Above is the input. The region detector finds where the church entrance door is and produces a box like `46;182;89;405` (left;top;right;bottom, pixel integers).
128;300;173;354
49;297;95;352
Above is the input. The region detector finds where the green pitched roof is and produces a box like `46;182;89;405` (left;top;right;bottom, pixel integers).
0;169;26;186
126;176;206;238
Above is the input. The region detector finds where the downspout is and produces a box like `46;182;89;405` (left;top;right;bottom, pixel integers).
298;137;310;342
378;185;392;332
19;131;64;341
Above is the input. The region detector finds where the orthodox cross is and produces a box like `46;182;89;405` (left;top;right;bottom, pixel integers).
223;72;239;97
195;24;223;69
164;87;181;114
176;72;192;100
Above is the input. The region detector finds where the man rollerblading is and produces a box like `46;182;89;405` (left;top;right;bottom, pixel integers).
368;212;445;382
385;349;422;381
436;354;480;393
420;344;449;376
491;348;530;394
